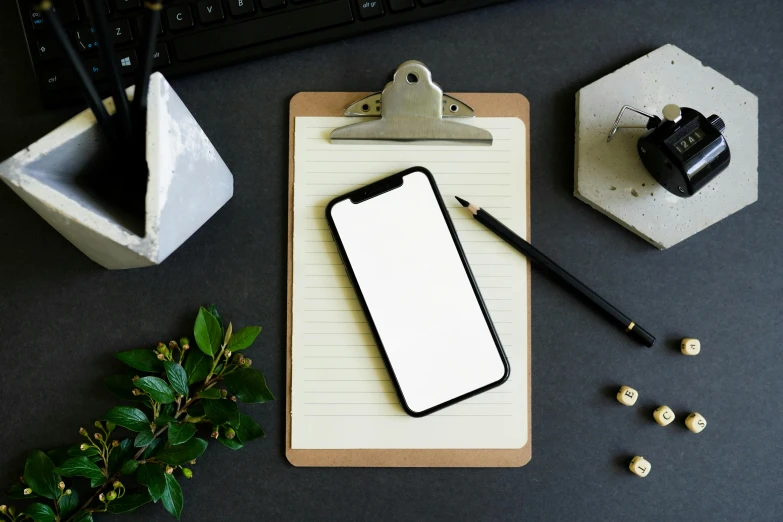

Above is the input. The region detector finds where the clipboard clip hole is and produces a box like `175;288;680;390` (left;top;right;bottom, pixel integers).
449;104;458;113
361;103;370;112
406;72;419;84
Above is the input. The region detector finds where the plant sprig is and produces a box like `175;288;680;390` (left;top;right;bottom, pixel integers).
1;305;273;522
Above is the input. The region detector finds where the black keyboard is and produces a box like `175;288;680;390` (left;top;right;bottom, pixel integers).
16;0;510;106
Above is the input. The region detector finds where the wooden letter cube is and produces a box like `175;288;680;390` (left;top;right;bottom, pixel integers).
629;456;651;477
681;338;701;355
654;405;675;426
616;386;638;406
685;412;707;433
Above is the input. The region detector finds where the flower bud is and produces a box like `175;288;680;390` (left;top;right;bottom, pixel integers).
157;353;166;360
65;489;72;495
58;481;65;490
106;491;117;501
106;421;116;432
169;340;179;351
0;505;7;514
112;440;119;447
23;488;32;495
80;443;88;451
211;430;219;439
220;389;228;399
79;427;88;436
94;420;103;429
224;350;232;359
99;493;105;502
189;460;196;465
180;337;190;347
237;356;246;366
230;396;237;402
94;433;102;441
157;342;167;353
225;428;236;440
132;388;141;396
182;467;193;479
242;358;253;368
232;353;243;363
132;375;140;382
165;466;174;475
113;481;123;489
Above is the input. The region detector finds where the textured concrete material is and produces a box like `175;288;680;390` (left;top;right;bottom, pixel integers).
575;44;758;249
0;73;233;269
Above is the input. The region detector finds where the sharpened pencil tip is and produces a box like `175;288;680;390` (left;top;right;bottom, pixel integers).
455;196;469;207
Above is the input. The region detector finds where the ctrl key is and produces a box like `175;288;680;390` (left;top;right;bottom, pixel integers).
42;70;73;91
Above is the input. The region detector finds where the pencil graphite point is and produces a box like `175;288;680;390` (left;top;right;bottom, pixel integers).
455;196;469;207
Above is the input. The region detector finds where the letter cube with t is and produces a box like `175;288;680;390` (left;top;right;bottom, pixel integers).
685;412;707;433
629;456;651;477
616;386;638;406
654;405;675;426
681;338;700;355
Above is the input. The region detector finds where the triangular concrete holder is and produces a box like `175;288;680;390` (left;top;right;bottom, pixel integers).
0;73;233;269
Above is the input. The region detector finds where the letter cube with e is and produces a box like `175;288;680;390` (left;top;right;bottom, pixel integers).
685;412;707;433
629;456;651;477
654;405;675;426
681;338;701;355
616;386;638;406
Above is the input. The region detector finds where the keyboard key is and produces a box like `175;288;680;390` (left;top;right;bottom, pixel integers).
52;0;80;24
152;42;171;67
84;57;106;80
197;0;225;23
36;39;63;60
227;0;255;17
356;0;383;19
116;49;138;73
389;0;414;11
30;10;47;31
175;0;354;60
137;14;164;35
110;19;133;44
42;69;74;91
167;5;194;31
260;0;286;9
72;25;100;52
116;0;141;10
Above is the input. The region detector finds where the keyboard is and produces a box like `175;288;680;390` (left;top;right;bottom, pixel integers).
16;0;511;106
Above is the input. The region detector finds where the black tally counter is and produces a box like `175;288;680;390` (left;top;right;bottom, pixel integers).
608;104;731;198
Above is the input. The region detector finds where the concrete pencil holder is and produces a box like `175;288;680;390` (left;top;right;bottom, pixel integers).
0;72;233;269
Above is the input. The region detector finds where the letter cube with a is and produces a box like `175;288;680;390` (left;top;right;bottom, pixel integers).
681;338;701;355
654;405;675;426
685;412;707;433
629;456;651;477
616;386;638;406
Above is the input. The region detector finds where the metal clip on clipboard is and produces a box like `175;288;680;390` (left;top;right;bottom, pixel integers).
330;61;493;146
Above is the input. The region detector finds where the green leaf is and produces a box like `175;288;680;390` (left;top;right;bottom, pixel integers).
155;414;177;425
116;349;164;373
67;445;100;458
55;457;104;481
107;492;152;513
6;481;37;499
134;429;156;448
184;350;212;385
121;459;140;475
45;446;71;467
194;306;223;356
236;414;265;443
137;463;167;502
155;438;208;466
204;399;240;427
196;388;222;400
217;433;243;450
108;438;133;473
208;304;225;337
164;362;189;397
161;473;184;520
135;376;177;404
74;512;94;522
224;368;275;404
23;502;56;522
104;374;147;402
90;476;107;488
23;450;59;500
227;326;262;352
59;489;79;519
168;423;197;445
105;406;150;432
143;438;164;459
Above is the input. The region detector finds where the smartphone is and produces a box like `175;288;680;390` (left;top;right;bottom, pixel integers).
326;167;509;417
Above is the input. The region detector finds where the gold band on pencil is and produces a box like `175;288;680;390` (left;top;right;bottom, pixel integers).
625;321;636;332
37;0;53;11
144;1;163;10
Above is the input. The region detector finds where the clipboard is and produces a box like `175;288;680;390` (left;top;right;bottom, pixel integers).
286;61;532;467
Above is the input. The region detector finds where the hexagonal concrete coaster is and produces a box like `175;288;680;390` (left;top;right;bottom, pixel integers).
575;44;758;249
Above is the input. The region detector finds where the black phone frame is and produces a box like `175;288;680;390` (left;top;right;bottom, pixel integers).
325;166;510;417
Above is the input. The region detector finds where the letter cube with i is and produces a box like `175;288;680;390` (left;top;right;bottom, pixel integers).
654;405;675;426
681;338;700;355
685;412;707;433
616;386;638;406
629;456;651;477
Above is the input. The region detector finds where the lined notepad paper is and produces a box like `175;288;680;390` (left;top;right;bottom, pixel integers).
292;117;529;449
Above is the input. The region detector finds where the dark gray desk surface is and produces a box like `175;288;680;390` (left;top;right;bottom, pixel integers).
1;1;781;520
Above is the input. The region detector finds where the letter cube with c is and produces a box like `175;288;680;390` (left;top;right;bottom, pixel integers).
654;405;675;426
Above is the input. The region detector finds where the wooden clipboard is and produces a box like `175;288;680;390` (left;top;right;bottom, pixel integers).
286;89;532;467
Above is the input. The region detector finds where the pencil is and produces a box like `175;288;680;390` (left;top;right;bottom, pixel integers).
132;0;163;151
85;0;132;143
36;0;118;147
455;196;655;347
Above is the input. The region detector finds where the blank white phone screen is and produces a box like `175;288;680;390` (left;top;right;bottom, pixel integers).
329;170;508;414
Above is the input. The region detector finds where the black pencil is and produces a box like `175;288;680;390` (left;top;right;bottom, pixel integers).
37;0;118;147
85;0;132;143
132;0;163;152
455;196;655;347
